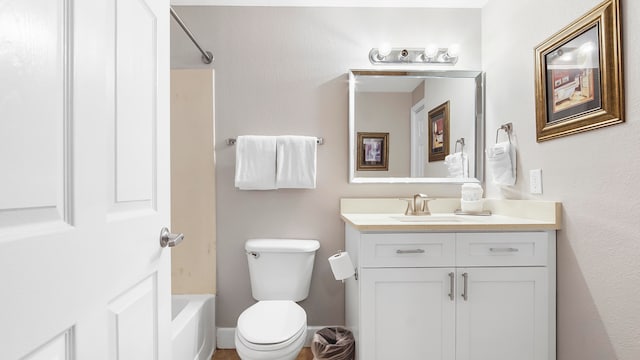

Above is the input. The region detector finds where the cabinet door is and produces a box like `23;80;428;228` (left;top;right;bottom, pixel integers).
361;268;455;360
456;267;548;360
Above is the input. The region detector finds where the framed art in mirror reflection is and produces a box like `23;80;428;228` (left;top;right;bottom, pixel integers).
428;101;450;162
357;132;389;171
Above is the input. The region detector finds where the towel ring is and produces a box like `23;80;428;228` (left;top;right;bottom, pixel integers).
495;123;513;144
454;138;465;153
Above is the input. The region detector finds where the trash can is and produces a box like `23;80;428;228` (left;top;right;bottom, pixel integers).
311;327;355;360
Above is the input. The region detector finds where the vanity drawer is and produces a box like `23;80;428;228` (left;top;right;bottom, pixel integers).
360;233;455;268
456;232;548;267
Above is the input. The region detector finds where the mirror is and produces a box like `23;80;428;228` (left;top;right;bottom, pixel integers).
349;70;485;184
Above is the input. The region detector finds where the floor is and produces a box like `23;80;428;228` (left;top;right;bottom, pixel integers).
212;347;314;360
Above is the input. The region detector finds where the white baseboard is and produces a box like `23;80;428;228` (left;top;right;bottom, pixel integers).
217;325;335;349
216;327;236;349
304;326;326;347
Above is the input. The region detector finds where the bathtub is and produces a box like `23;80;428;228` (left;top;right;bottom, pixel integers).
172;294;216;360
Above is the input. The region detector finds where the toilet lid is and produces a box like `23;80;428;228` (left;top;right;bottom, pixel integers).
237;300;306;345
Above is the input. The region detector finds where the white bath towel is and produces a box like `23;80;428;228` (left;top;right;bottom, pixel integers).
444;152;469;178
486;141;516;186
276;135;317;189
234;135;277;190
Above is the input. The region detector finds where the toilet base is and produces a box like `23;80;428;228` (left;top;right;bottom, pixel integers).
235;329;306;360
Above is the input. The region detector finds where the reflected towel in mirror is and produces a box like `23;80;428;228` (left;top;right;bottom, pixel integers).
444;152;469;178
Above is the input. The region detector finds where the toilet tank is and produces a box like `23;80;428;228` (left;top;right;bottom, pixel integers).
245;239;320;301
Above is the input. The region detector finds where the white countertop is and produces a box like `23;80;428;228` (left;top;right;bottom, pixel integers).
340;198;562;232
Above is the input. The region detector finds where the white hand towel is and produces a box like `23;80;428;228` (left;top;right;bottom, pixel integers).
486;141;516;186
276;135;317;189
234;135;277;190
444;152;469;178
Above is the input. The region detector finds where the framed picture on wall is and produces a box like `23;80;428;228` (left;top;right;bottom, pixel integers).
428;101;450;162
534;0;623;142
356;132;388;171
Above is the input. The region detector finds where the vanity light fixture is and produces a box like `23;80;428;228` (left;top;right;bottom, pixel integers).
369;44;460;65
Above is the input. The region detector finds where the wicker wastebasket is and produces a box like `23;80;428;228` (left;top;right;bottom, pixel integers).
310;327;355;360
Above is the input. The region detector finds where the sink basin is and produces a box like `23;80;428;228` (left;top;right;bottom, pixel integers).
389;215;468;223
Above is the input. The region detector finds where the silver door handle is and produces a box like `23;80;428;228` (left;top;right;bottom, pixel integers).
489;247;519;253
461;272;469;301
448;272;455;301
160;227;184;248
396;249;425;254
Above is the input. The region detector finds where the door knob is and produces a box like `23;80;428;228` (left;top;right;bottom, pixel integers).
159;227;184;248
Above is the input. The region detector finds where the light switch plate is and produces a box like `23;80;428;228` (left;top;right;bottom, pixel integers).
530;169;543;194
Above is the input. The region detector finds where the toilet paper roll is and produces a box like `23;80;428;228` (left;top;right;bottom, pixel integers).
328;251;355;281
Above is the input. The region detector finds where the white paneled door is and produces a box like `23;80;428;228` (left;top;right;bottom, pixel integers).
411;100;427;177
0;0;171;359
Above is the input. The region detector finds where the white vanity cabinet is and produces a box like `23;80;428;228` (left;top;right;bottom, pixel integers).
345;225;556;360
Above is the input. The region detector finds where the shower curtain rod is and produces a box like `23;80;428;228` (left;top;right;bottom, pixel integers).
170;6;214;64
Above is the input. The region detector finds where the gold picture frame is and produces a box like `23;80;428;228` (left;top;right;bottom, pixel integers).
534;0;624;142
356;132;389;171
428;101;450;162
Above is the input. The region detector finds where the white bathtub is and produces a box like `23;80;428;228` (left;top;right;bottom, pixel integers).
172;294;216;360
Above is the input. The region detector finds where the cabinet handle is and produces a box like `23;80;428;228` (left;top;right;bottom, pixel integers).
396;249;425;254
461;272;469;301
448;272;455;301
489;247;519;253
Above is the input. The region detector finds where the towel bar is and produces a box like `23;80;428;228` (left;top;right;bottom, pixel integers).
225;137;324;146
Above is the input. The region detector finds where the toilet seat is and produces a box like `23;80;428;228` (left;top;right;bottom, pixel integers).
237;324;305;352
235;328;307;360
236;300;306;350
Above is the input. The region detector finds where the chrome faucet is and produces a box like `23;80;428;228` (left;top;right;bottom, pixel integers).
404;193;432;216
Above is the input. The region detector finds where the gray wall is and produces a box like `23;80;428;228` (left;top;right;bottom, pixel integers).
482;1;640;359
171;6;482;327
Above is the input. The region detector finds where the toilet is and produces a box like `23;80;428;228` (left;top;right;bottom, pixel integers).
235;239;320;360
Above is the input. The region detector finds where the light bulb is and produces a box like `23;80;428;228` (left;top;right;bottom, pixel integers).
424;44;439;58
579;41;595;54
447;44;460;58
377;43;392;59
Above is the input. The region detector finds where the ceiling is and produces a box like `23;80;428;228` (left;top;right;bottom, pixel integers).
170;0;489;8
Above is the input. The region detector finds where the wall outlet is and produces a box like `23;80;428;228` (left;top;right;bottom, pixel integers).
530;169;543;194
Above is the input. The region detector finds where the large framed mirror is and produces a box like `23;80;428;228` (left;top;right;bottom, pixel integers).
349;70;485;184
